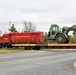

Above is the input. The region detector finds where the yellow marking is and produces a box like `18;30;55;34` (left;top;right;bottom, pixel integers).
16;36;20;38
25;36;30;38
12;43;76;47
48;44;76;46
12;44;37;46
21;36;25;38
16;36;30;38
73;62;76;69
4;38;8;39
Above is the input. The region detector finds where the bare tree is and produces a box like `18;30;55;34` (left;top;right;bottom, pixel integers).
23;21;36;32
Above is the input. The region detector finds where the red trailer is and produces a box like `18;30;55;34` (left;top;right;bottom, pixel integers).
0;32;44;49
9;32;44;50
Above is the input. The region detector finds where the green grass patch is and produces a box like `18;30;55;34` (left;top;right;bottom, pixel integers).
0;48;38;54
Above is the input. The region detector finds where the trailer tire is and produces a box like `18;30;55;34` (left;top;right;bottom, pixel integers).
24;46;31;50
36;46;41;50
0;43;2;48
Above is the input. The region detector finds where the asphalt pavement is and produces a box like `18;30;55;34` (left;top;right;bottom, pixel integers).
0;49;76;75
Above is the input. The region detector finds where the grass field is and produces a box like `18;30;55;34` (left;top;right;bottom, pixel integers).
0;48;38;54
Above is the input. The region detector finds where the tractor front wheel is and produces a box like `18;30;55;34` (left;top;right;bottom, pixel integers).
55;34;67;44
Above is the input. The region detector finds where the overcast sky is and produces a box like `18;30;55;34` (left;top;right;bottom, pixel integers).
0;0;76;33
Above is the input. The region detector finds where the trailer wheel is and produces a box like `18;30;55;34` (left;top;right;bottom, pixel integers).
31;47;36;50
24;47;31;50
7;44;13;48
36;46;41;50
55;34;66;44
31;46;40;50
0;43;2;48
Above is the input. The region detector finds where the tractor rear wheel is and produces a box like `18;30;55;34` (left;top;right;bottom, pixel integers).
55;34;67;44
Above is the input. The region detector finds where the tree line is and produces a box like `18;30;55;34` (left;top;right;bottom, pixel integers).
9;21;36;32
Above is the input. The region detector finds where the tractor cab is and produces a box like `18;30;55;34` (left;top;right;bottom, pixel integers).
48;24;60;39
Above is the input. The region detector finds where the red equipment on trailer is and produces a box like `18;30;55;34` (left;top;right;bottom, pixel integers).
8;32;44;44
0;32;44;50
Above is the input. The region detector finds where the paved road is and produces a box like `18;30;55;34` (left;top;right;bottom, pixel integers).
0;49;76;75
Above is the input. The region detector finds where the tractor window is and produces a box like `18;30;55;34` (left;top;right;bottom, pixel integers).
56;27;57;31
52;27;59;32
52;27;58;31
51;27;58;35
52;27;56;31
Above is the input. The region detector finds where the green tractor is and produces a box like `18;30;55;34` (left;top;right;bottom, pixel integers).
48;24;76;44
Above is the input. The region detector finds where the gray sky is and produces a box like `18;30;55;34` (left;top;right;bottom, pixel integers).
0;0;76;32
